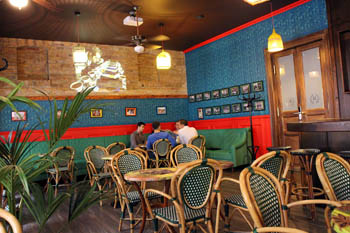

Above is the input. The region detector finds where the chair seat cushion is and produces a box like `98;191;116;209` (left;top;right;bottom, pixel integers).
153;205;206;224
48;167;69;173
225;194;247;209
126;191;161;204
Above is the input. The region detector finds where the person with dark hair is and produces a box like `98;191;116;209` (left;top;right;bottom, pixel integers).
177;119;198;144
130;122;146;149
146;121;177;150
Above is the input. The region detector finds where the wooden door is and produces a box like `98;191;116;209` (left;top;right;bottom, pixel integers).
268;37;335;148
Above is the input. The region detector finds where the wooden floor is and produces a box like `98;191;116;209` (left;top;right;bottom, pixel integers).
23;168;328;233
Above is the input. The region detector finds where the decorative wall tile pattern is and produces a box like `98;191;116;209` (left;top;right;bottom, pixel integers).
0;98;188;131
185;0;328;121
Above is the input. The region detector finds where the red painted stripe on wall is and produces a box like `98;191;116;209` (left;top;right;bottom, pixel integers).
183;0;312;53
0;115;272;157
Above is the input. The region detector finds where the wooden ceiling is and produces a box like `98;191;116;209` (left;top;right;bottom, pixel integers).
0;0;299;51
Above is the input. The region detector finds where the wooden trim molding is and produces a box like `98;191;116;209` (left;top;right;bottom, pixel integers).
28;94;188;101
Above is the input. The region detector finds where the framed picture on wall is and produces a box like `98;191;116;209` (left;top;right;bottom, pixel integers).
253;100;265;111
11;111;26;121
125;107;136;116
90;108;103;118
203;91;211;101
205;107;212;116
222;104;231;114
195;93;203;102
240;83;251;94
242;102;251;112
212;90;220;99
189;95;195;103
197;108;204;119
232;103;241;113
220;88;229;98
230;86;240;96
156;106;167;115
252;81;264;92
212;106;221;115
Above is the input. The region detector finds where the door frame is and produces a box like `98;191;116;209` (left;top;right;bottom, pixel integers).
264;29;339;145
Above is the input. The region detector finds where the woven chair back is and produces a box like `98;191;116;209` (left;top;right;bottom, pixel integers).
51;146;75;167
316;152;350;201
173;159;220;210
84;146;107;171
114;149;145;177
107;142;126;156
189;135;206;151
170;144;201;167
240;167;288;228
252;151;291;182
153;139;171;159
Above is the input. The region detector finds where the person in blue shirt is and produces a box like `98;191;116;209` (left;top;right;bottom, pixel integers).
147;121;177;150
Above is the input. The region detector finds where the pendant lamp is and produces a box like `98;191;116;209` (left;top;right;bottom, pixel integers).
267;3;283;53
156;23;171;70
9;0;28;9
72;11;88;64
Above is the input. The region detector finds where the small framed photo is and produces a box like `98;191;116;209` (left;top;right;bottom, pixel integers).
253;100;265;111
252;81;264;92
240;83;251;94
195;93;203;102
203;91;211;101
189;95;195;103
90;108;103;118
220;88;229;98
230;86;240;96
11;111;27;121
212;106;221;115
222;105;231;114
212;90;220;99
205;107;212;116
231;103;242;113
125;107;136;116
197;108;204;119
156;106;167;115
242;102;251;112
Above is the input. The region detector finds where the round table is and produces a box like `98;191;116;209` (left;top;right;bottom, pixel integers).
124;168;177;233
177;160;234;170
101;155;113;160
332;206;350;233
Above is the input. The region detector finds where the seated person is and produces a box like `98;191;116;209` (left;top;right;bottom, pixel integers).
146;121;177;158
130;122;146;149
176;119;198;144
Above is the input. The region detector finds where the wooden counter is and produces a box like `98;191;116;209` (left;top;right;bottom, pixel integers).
287;119;350;132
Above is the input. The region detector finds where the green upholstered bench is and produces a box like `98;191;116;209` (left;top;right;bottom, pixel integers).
198;128;251;167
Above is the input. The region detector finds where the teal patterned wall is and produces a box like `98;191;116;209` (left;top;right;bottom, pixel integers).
185;0;328;121
0;98;188;131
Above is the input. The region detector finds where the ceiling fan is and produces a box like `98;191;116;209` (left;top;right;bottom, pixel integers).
9;0;61;11
122;6;162;53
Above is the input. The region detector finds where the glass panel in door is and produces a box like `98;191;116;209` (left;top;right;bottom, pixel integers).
278;54;298;111
302;47;324;109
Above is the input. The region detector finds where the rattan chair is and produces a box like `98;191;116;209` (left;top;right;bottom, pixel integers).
218;151;291;230
0;208;22;233
252;227;307;233
47;146;75;196
106;142;126;156
84;145;111;206
189;135;206;156
316;152;350;233
235;166;340;232
110;149;161;233
169;144;202;167
150;139;172;168
144;159;223;233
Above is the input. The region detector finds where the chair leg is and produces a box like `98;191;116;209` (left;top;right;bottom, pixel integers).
152;218;159;233
324;205;332;233
119;202;126;231
97;182;103;207
224;204;230;232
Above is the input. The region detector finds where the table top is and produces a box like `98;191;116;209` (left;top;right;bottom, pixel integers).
124;168;178;182
101;155;114;160
331;206;350;233
177;160;234;170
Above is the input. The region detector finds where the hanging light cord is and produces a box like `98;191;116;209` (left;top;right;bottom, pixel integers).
75;11;80;44
270;2;274;28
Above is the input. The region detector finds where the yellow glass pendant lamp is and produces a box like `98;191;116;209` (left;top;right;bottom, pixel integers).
268;28;284;52
156;50;171;70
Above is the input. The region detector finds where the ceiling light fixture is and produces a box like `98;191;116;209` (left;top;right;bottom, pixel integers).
9;0;28;9
267;3;284;53
243;0;269;6
156;23;171;70
72;11;88;78
134;45;144;53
